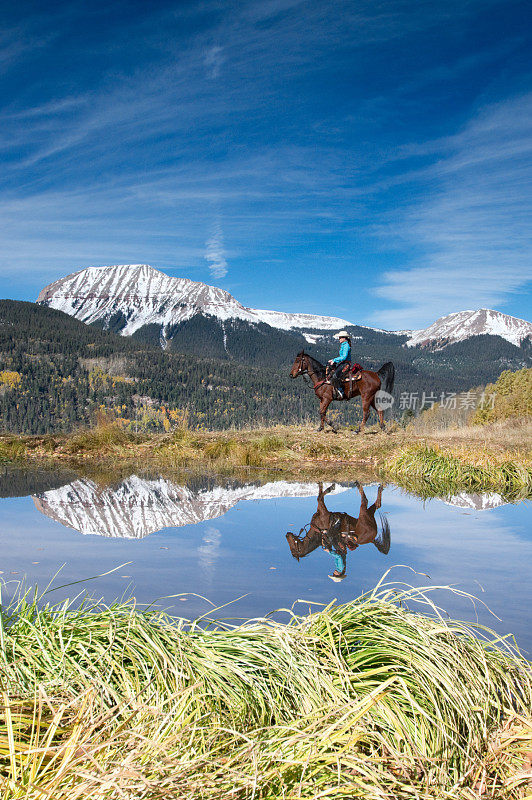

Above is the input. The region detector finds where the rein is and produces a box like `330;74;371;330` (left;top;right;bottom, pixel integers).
297;354;326;393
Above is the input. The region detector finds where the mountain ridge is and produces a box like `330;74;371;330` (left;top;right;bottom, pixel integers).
37;264;355;340
37;264;532;351
406;308;532;349
1;298;531;434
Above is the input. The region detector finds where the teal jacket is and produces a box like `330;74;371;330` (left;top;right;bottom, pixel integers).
332;340;351;364
331;551;346;573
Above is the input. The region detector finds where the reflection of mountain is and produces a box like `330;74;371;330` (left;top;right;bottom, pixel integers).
33;477;349;539
444;492;507;511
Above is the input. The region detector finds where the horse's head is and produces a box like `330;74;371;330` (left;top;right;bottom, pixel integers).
285;531;300;560
290;350;308;378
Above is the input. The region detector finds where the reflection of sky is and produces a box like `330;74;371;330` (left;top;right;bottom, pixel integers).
0;485;530;655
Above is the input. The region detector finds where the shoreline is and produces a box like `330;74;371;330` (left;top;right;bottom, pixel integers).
1;421;531;497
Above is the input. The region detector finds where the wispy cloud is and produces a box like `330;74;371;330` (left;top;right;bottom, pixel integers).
369;93;532;328
204;45;224;79
0;0;530;325
205;220;228;279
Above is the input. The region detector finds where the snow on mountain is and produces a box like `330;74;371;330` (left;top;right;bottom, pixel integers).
37;265;531;349
406;309;532;349
444;492;507;511
37;264;353;337
32;476;349;539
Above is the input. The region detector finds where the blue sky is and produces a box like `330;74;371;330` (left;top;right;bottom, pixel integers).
1;0;531;328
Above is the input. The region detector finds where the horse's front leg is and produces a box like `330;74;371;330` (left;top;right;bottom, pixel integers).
355;482;368;507
318;398;328;431
318;396;336;432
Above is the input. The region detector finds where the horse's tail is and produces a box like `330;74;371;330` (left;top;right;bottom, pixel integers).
377;361;395;393
375;513;391;554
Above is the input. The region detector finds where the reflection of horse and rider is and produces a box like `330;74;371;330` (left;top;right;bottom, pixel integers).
290;330;395;432
285;482;390;581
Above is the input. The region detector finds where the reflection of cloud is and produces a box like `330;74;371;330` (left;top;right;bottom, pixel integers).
198;526;221;583
384;489;532;613
205;220;228;279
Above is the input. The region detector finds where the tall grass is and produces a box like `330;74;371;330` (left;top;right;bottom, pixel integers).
384;443;532;497
62;423;136;455
1;577;531;798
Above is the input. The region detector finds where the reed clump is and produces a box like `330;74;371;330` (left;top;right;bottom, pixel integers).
384;443;532;496
0;580;531;798
62;423;136;455
0;439;25;462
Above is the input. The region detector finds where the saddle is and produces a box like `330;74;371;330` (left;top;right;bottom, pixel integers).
317;362;364;394
330;362;363;378
341;362;364;383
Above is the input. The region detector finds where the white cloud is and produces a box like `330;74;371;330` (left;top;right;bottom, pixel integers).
204;220;229;279
370;93;532;328
1;0;530;326
204;45;224;79
198;526;221;584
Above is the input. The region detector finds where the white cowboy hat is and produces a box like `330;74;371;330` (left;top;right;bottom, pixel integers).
334;330;350;339
328;574;346;582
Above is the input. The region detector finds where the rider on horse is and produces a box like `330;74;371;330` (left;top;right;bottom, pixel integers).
327;330;351;399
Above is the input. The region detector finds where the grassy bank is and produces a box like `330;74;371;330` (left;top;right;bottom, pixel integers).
0;579;531;799
1;419;531;496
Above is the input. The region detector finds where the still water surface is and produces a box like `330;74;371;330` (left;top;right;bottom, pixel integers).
1;469;530;653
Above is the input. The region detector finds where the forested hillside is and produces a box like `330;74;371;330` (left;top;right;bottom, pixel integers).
1;300;530;434
0;301;317;433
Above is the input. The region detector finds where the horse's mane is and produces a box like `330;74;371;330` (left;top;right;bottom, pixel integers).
298;350;326;378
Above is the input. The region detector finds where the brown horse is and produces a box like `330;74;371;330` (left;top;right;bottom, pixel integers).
289;351;395;432
285;482;390;578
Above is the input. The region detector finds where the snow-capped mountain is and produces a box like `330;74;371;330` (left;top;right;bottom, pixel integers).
37;264;353;339
32;476;349;539
407;309;532;349
37;265;532;351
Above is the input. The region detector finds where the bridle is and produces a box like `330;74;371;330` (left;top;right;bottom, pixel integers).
293;354;322;387
293;354;306;377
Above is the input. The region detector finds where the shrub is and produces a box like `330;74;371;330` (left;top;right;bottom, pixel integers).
472;368;532;425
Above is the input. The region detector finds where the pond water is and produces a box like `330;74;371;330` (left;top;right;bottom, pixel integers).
1;468;531;654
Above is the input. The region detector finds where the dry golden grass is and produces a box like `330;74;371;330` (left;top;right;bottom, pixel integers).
1;419;531;495
1;581;531;799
